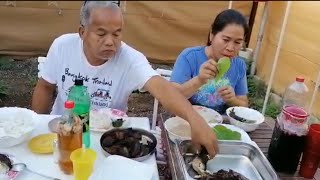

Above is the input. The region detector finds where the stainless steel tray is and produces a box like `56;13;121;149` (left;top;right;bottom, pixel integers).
176;140;278;180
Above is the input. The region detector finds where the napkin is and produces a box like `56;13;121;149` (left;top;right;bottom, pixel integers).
89;155;154;180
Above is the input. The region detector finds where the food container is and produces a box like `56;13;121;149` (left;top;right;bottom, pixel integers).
176;140;278;180
0;107;40;148
226;106;265;132
100;128;157;162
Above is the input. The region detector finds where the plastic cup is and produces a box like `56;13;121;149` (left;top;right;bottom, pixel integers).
306;124;320;152
299;150;320;179
298;124;320;178
70;147;97;180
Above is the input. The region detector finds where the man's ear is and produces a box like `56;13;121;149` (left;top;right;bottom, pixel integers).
78;25;85;39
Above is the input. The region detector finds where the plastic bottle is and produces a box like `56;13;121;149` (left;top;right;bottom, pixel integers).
68;78;91;148
57;100;83;174
268;76;310;174
282;76;309;110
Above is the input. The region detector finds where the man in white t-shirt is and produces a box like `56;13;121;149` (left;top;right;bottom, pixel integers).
31;1;218;157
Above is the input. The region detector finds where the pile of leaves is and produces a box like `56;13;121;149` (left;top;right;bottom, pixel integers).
212;125;241;140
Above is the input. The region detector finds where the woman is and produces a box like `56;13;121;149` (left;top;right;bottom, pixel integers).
170;9;249;114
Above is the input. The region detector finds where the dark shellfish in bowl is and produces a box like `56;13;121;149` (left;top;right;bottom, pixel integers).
100;128;157;161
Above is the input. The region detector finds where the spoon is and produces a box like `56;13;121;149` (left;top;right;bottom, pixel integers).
11;163;61;180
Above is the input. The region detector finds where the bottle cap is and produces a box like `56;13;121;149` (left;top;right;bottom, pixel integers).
296;76;305;83
64;100;75;109
75;78;84;86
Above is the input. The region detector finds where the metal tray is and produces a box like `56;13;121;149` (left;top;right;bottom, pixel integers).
175;140;278;180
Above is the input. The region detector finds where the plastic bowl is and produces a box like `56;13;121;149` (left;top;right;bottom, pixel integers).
226;106;265;132
0;107;40;148
164;116;194;142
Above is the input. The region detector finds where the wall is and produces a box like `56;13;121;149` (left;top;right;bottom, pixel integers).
0;1;253;63
249;1;320;117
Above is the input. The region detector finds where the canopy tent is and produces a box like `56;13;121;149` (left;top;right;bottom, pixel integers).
250;1;320;114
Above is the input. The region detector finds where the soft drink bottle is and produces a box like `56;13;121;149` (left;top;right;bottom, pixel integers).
68;78;91;148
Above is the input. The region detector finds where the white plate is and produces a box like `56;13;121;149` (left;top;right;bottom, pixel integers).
90;119;130;132
89;155;154;180
90;108;129;132
192;105;223;124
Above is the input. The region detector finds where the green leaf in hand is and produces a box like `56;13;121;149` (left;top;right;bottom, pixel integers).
212;125;241;140
215;57;231;80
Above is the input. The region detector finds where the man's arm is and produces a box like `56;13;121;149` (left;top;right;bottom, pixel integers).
144;76;218;157
31;78;56;114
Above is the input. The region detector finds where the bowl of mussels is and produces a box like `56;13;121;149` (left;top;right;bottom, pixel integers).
100;128;157;162
226;106;265;132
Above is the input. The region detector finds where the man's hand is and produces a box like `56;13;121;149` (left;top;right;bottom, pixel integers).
198;59;219;84
189;118;219;158
217;86;236;104
144;76;219;158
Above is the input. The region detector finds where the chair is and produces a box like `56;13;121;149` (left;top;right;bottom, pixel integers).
37;56;47;78
151;68;172;130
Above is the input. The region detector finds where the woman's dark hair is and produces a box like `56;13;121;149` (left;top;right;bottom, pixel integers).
207;9;249;46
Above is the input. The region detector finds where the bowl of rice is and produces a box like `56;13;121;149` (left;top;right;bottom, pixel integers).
0;107;40;148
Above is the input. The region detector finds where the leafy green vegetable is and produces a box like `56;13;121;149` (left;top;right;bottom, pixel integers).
212;125;241;140
215;57;231;80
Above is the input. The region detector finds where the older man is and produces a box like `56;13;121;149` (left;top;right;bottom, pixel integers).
31;1;218;157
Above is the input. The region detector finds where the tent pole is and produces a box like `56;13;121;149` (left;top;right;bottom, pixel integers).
250;2;269;75
228;1;233;9
308;69;320;115
262;1;292;115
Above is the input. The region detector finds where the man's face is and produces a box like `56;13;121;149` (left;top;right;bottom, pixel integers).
79;7;123;63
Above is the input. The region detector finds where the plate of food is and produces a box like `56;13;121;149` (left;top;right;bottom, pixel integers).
226;106;265;132
164;116;251;144
0;152;21;179
90;108;130;132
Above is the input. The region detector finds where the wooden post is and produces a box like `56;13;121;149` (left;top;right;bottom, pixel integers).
308;70;320;114
250;2;269;75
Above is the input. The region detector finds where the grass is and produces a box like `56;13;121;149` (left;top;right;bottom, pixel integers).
0;56;14;70
0;80;8;98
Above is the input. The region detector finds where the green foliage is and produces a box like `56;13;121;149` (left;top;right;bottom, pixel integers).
0;56;13;70
247;75;281;119
0;81;8;97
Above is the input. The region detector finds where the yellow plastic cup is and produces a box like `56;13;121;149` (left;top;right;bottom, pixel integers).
70;147;97;180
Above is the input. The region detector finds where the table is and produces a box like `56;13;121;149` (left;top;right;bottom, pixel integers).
0;115;159;180
158;112;320;180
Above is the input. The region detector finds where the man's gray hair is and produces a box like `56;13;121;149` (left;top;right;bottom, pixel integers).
80;1;120;26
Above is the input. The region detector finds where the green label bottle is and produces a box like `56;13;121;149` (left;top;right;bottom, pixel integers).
67;78;91;148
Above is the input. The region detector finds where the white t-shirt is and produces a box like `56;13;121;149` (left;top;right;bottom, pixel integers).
41;33;158;115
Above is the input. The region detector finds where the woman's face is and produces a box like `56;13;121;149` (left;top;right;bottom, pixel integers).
208;24;245;60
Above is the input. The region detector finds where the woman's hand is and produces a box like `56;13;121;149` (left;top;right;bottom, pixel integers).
197;59;218;84
217;86;236;104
